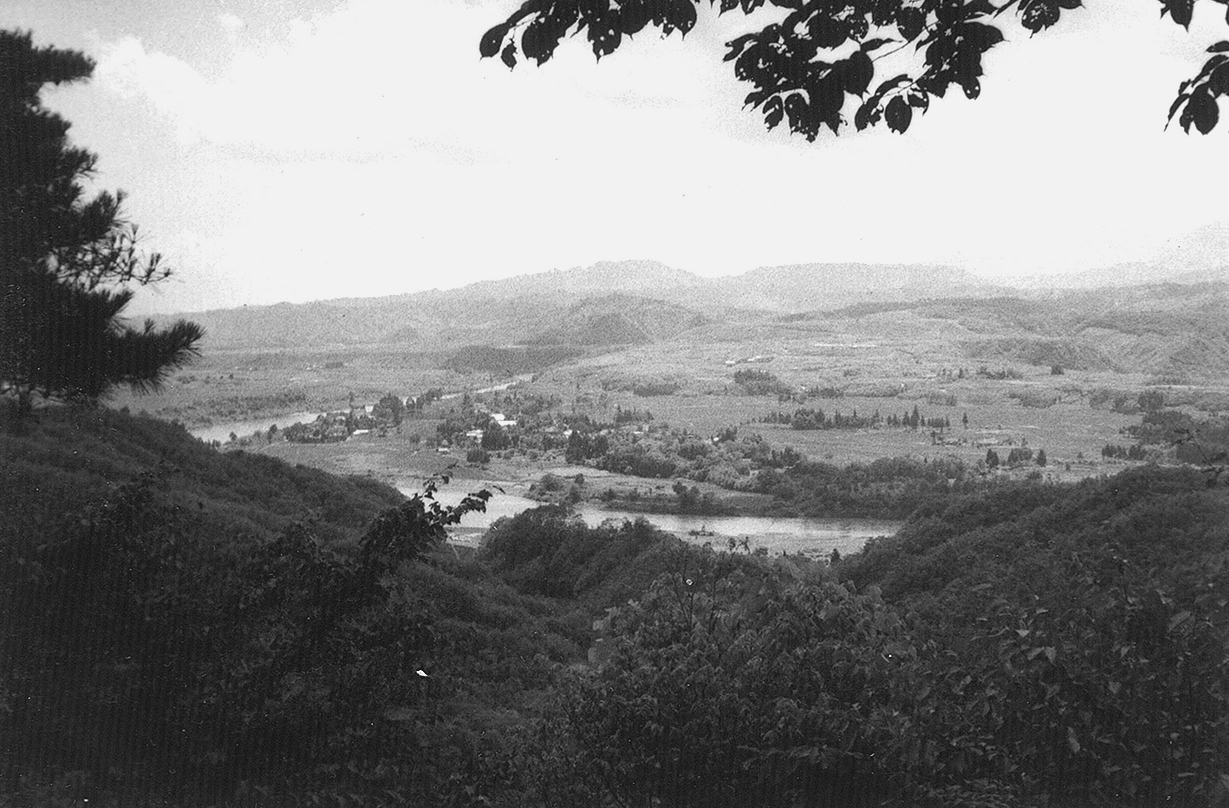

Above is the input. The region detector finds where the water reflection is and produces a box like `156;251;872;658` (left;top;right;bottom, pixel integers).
407;486;900;558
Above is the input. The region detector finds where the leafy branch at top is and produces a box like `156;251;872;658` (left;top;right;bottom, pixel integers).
481;0;1229;138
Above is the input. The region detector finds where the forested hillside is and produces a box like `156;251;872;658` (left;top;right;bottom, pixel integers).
0;409;691;805
4;409;1228;806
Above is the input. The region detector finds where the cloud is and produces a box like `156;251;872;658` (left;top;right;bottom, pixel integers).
218;12;245;42
81;0;1229;315
93;37;214;145
87;0;739;164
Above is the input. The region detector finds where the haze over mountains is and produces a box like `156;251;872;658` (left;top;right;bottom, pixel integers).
173;245;1219;344
167;225;1229;378
1003;222;1229;289
174;259;997;350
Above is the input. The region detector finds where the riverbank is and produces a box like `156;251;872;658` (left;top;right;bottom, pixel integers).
417;483;902;559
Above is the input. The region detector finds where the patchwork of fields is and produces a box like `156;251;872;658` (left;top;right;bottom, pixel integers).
114;292;1229;497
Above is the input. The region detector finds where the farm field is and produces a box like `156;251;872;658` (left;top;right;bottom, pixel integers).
114;291;1229;502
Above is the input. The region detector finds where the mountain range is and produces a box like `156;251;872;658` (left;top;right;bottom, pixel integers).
173;259;999;351
165;241;1229;380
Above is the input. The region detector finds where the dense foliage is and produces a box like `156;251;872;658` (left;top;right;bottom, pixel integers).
754;455;976;517
0;32;202;415
1125;408;1229;470
6;406;1228;806
733;368;793;396
536;468;1229;807
0;409;523;805
841;468;1229;804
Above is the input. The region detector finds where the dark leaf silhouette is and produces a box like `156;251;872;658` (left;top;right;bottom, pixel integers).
481;0;1229;135
885;94;913;132
1160;0;1194;29
1181;87;1219;133
480;23;509;57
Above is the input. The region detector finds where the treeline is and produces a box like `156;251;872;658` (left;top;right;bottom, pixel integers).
613;404;654;424
588;425;796;487
975;365;1024;380
1102;443;1147;460
753;456;976;519
761;405;956;431
763;407;881;430
559;420;984;518
986;447;1047;467
1125;408;1229;466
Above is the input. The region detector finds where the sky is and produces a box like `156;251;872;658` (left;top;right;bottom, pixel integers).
4;0;1229;314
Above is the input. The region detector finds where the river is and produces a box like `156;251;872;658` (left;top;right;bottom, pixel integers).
189;411;322;444
406;487;901;559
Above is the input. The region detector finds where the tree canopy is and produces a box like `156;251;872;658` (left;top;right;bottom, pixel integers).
482;0;1229;139
0;30;203;415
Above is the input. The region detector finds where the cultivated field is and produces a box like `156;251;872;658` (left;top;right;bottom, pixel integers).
113;300;1229;496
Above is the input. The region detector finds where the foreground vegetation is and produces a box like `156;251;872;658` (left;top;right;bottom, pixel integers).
3;407;1228;807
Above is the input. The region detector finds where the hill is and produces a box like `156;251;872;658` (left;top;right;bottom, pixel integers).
716;262;995;311
6;406;1229;807
452;258;706;300
0;407;678;806
162;260;993;352
151;263;1229;404
529;294;709;346
833;283;1229;377
0;407;402;549
1006;223;1229;290
175;260;709;352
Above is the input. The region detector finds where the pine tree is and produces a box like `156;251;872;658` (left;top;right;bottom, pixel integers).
0;31;202;416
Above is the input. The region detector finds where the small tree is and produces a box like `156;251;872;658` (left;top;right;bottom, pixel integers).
0;31;202;416
372;392;406;426
481;419;513;450
1036;448;1047;467
986;448;1000;469
1138;390;1165;413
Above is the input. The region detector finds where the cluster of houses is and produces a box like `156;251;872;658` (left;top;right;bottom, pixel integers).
461;412;518;441
281;411;355;444
281;391;439;444
273;388;530;449
437;410;520;454
282;407;379;444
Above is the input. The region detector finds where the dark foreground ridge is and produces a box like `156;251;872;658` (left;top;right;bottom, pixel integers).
2;407;1227;807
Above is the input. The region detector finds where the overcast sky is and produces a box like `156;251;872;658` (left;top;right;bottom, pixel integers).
4;0;1229;314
